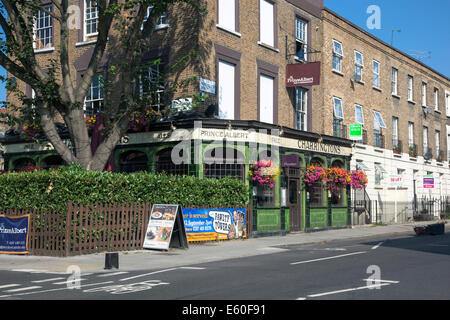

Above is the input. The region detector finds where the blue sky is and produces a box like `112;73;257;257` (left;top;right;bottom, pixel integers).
1;1;449;102
324;0;450;78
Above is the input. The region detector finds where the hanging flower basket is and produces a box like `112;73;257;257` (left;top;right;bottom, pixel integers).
324;167;351;192
349;170;368;190
249;160;281;188
21;120;42;141
303;165;327;187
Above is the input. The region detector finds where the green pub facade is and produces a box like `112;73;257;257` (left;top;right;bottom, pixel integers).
0;119;353;236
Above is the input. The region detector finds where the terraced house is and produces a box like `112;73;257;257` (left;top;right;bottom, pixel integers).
1;1;449;232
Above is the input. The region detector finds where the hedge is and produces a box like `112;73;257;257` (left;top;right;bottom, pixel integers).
0;164;249;212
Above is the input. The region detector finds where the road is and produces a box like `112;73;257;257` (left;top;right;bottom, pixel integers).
0;231;449;301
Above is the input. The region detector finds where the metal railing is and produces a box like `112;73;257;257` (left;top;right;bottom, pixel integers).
373;132;385;148
333;119;347;139
393;139;402;154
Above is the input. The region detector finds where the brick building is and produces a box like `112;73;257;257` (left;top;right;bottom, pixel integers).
2;1;449;229
319;8;450;218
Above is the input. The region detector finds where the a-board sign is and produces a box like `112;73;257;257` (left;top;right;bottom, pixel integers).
143;204;188;251
0;214;30;254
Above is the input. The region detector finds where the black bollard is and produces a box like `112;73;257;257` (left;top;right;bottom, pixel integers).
104;252;119;270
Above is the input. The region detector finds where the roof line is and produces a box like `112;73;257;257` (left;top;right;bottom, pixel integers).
323;7;450;82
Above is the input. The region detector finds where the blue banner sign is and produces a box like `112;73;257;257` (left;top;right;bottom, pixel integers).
182;208;246;242
0;215;30;254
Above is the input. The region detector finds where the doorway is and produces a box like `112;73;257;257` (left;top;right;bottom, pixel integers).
288;174;302;231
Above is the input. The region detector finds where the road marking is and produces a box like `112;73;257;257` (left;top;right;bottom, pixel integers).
362;279;400;284
32;277;65;283
97;272;129;277
0;284;20;289
119;266;205;282
119;268;178;282
371;242;384;250
5;286;42;293
290;251;366;265
305;283;391;298
11;269;69;274
52;278;87;285
0;281;115;299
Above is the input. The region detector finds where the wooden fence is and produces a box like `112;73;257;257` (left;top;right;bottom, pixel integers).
1;202;251;257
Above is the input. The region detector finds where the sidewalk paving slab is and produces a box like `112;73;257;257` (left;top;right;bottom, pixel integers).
0;221;446;274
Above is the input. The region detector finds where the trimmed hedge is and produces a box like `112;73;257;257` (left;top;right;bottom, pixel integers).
0;164;249;212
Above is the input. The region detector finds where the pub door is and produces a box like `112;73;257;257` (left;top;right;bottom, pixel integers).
288;178;302;232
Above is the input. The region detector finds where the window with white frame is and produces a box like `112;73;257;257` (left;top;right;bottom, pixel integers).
333;97;344;120
259;0;275;47
392;117;399;148
142;6;169;30
391;68;398;95
218;0;236;32
423;126;428;153
422;82;427;106
408;75;414;101
446;91;450;117
218;60;236;120
355;104;364;124
373;111;386;129
34;5;53;50
85;0;98;39
140;63;165;112
408;122;414;147
372;60;380;88
259;74;274;124
354;51;363;81
332;40;343;73
295;18;307;61
434;88;439;111
435;130;440;159
295;87;308;131
84;74;104;118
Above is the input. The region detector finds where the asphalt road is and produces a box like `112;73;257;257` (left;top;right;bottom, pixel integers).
0;231;449;301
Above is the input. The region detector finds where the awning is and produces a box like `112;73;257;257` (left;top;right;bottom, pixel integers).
356;161;370;172
375;164;387;173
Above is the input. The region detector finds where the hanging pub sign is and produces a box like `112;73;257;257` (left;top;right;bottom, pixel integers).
286;62;321;87
281;154;300;168
0;214;30;254
143;204;188;251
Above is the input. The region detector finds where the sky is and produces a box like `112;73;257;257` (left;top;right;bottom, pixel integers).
1;0;449;102
324;0;450;78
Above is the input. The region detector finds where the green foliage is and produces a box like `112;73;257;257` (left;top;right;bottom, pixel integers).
0;164;249;213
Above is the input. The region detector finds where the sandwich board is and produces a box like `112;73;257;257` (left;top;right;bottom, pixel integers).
143;204;188;251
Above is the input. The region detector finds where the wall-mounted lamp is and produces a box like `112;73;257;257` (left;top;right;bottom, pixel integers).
227;121;232;131
170;122;177;131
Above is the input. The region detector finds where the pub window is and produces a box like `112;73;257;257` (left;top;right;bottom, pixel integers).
13;158;36;171
155;148;189;176
119;150;148;173
255;150;276;207
84;74;104;118
42;155;64;170
330;160;345;206
33;4;53;50
309;157;324;207
204;147;245;179
140;62;165;112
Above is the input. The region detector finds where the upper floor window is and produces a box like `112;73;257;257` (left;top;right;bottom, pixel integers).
140;63;165;112
354;51;363;81
295;18;307;61
85;0;99;40
434;88;439;111
408;75;414;101
259;0;275;47
422;82;427;106
143;6;169;30
332;40;343;73
217;0;237;33
408;122;414;147
372;60;380;88
295;87;308;131
355;104;364;124
333;97;344;120
391;68;398;95
84;74;104;118
33;5;53;50
446;91;450;117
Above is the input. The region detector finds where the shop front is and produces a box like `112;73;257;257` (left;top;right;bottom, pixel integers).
0;119;353;236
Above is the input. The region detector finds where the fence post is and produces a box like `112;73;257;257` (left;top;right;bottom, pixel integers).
65;201;72;257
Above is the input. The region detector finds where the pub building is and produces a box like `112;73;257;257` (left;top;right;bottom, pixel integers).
1;0;357;236
0;118;353;236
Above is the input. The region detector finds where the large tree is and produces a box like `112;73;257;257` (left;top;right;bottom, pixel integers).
0;0;203;171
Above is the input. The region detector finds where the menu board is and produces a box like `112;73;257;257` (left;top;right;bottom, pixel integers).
143;204;186;251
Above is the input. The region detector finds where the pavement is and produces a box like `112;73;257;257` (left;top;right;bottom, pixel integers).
0;220;447;274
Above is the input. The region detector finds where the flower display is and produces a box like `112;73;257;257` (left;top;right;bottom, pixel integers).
303;165;327;187
21;120;42;141
129;108;162;132
303;165;367;191
249;160;281;188
85;115;97;132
